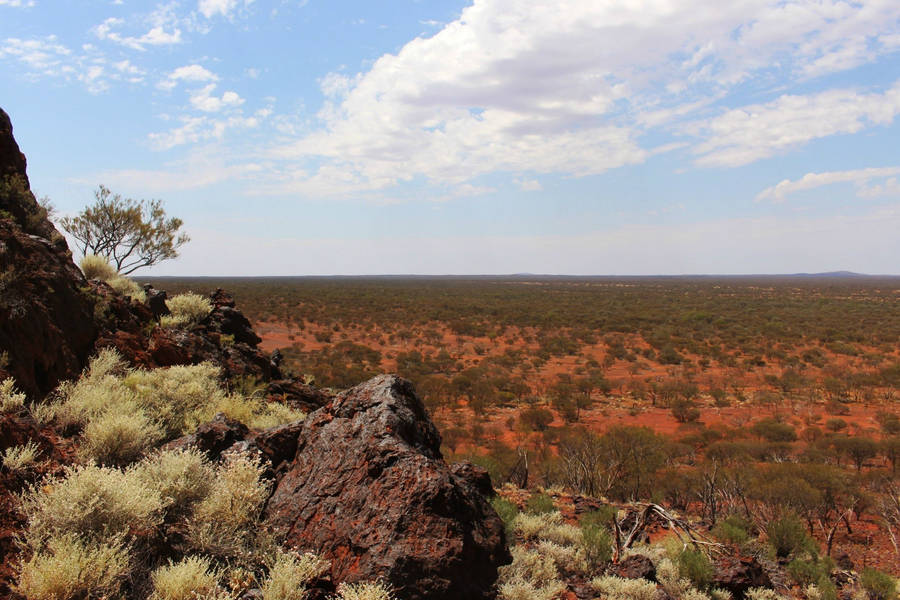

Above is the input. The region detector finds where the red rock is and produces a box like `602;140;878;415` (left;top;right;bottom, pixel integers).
263;375;510;600
0;108;98;400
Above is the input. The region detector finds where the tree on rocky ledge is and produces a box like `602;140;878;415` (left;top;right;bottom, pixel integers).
61;185;189;274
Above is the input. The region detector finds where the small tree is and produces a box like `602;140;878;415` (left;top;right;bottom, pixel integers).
60;185;189;275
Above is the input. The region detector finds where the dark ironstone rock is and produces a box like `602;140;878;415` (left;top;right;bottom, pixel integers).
614;554;657;581
162;413;249;461
263;375;510;600
713;555;772;600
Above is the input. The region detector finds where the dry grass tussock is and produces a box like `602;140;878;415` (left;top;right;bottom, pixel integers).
0;377;26;413
261;549;330;600
15;447;294;599
149;556;220;600
46;349;303;466
80;254;146;301
513;511;582;545
161;292;213;328
334;581;398;600
592;575;659;600
79;254;117;281
14;534;132;600
2;441;41;472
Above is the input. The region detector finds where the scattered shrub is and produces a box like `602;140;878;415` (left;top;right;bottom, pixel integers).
526;492;556;514
0;377;26;413
150;556;220;600
859;568;898;600
262;549;330;600
14;534;131;600
79;254;117;281
2;441;41;472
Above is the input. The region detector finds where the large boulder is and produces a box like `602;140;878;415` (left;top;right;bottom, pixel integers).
0;107;98;399
264;375;509;600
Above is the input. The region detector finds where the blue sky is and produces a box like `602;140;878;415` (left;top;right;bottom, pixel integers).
2;0;899;275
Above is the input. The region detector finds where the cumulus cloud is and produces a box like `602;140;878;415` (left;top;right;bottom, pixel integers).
0;36;71;74
198;0;253;19
757;166;900;202
691;81;900;167
93;7;182;51
148;113;260;150
158;64;218;90
265;0;900;197
189;83;245;112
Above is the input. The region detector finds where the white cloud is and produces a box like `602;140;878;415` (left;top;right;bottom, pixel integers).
0;0;35;7
0;36;71;75
265;0;900;197
158;64;218;90
94;13;182;50
515;178;543;192
77;147;264;192
692;81;900;167
189;83;245;112
198;0;253;19
148;113;260;150
757;166;900;202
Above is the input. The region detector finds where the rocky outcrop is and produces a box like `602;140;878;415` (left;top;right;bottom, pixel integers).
712;556;772;600
0;108;98;399
264;375;510;600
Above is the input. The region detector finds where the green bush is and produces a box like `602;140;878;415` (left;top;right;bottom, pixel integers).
491;496;519;536
580;520;613;568
712;514;752;545
526;492;556;515
860;568;898;600
787;556;833;586
767;513;814;559
677;548;714;590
